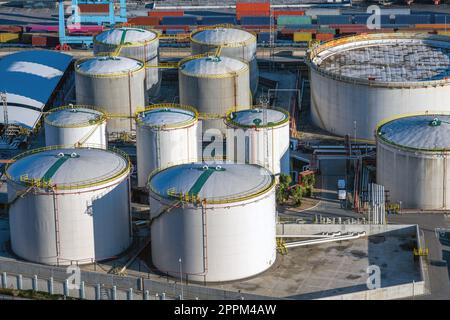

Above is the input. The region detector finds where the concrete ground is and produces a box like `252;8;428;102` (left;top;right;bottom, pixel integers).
389;213;450;299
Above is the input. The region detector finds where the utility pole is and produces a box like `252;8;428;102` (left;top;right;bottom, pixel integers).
1;91;8;137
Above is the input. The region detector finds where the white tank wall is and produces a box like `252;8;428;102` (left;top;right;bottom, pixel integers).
8;177;132;265
44;122;107;149
310;69;450;141
75;70;146;134
179;70;251;132
191;42;258;95
377;141;450;210
136;123;200;187
150;189;276;282
226;123;290;175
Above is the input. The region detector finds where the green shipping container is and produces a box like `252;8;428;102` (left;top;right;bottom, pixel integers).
317;28;336;34
277;15;312;26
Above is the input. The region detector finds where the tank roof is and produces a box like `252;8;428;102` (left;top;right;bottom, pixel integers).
6;147;129;189
149;162;274;203
180;56;247;77
310;33;450;83
95;27;158;45
192;27;255;46
76;56;143;75
136;105;197;129
377;114;450;151
227;108;289;128
45;106;105;128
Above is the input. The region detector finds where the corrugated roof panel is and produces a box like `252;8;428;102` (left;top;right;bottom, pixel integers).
0;50;72;129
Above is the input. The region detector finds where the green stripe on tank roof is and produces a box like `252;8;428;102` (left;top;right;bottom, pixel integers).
119;28;145;45
188;168;215;197
41;154;73;182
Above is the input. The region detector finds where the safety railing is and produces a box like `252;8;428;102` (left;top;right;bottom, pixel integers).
225;105;290;129
135;103;198;129
44;105;107;128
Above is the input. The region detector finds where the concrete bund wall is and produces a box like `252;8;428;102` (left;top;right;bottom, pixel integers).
276;223;426;300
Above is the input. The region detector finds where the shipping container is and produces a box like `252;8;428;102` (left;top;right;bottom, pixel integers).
317;15;352;25
166;29;185;35
128;16;160;26
27;25;58;33
394;14;431;25
293;32;313;42
199;16;237;25
161;16;198;26
0;26;22;33
257;32;272;43
434;15;450;24
277;15;312;26
31;35;59;47
305;9;341;16
149;10;184;18
79;4;109;14
273;10;305;17
154;25;190;32
353;15;391;25
0;33;20;43
317;28;336;35
315;33;334;41
240;16;273;26
236;2;270;19
437;31;450;36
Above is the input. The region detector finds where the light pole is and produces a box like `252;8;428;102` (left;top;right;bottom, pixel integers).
179;258;183;300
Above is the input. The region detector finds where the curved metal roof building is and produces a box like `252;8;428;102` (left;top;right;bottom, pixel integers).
0;50;73;130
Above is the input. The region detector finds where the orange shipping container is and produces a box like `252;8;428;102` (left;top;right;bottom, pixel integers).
273;10;305;17
315;33;334;41
236;2;270;19
415;24;449;30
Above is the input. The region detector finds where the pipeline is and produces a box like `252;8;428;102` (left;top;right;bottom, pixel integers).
276;232;342;238
282;232;366;249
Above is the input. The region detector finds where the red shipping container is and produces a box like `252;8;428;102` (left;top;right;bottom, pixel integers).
79;4;109;13
0;26;22;33
32;35;59;47
148;10;184;18
128;16;160;26
236;2;270;19
315;33;334;41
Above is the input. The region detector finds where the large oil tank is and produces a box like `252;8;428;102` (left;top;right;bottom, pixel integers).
44;105;107;149
75;56;146;135
136;104;200;187
149;162;276;282
225;107;290;175
307;33;450;140
93;27;161;99
190;27;258;95
178;55;251;134
6;146;132;266
376;113;450;210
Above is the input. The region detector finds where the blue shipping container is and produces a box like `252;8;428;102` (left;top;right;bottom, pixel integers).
316;15;352;25
353;15;391;25
166;29;185;35
433;15;450;24
161;16;198;26
240;16;273;26
257;32;275;43
199;16;237;25
394;14;431;25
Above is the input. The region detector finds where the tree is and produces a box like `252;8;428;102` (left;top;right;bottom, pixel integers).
276;184;288;205
291;185;303;206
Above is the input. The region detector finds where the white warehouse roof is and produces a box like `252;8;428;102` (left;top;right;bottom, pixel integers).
0;50;72;130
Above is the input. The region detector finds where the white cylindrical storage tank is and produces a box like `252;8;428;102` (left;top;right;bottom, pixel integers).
93;27;161;99
75;56;146;135
191;27;258;95
225;107;290;175
307;33;450;141
6;146;132;265
178;55;251;133
376;113;450;210
149;162;276;282
136;104;200;187
44;105;107;149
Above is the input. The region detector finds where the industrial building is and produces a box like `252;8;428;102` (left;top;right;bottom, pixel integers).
0;50;73;142
308;33;450;140
225;107;290;175
376;113;450;210
135;104;200;187
148;162;276;283
5;146;132;265
0;1;447;301
44;105;108;148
